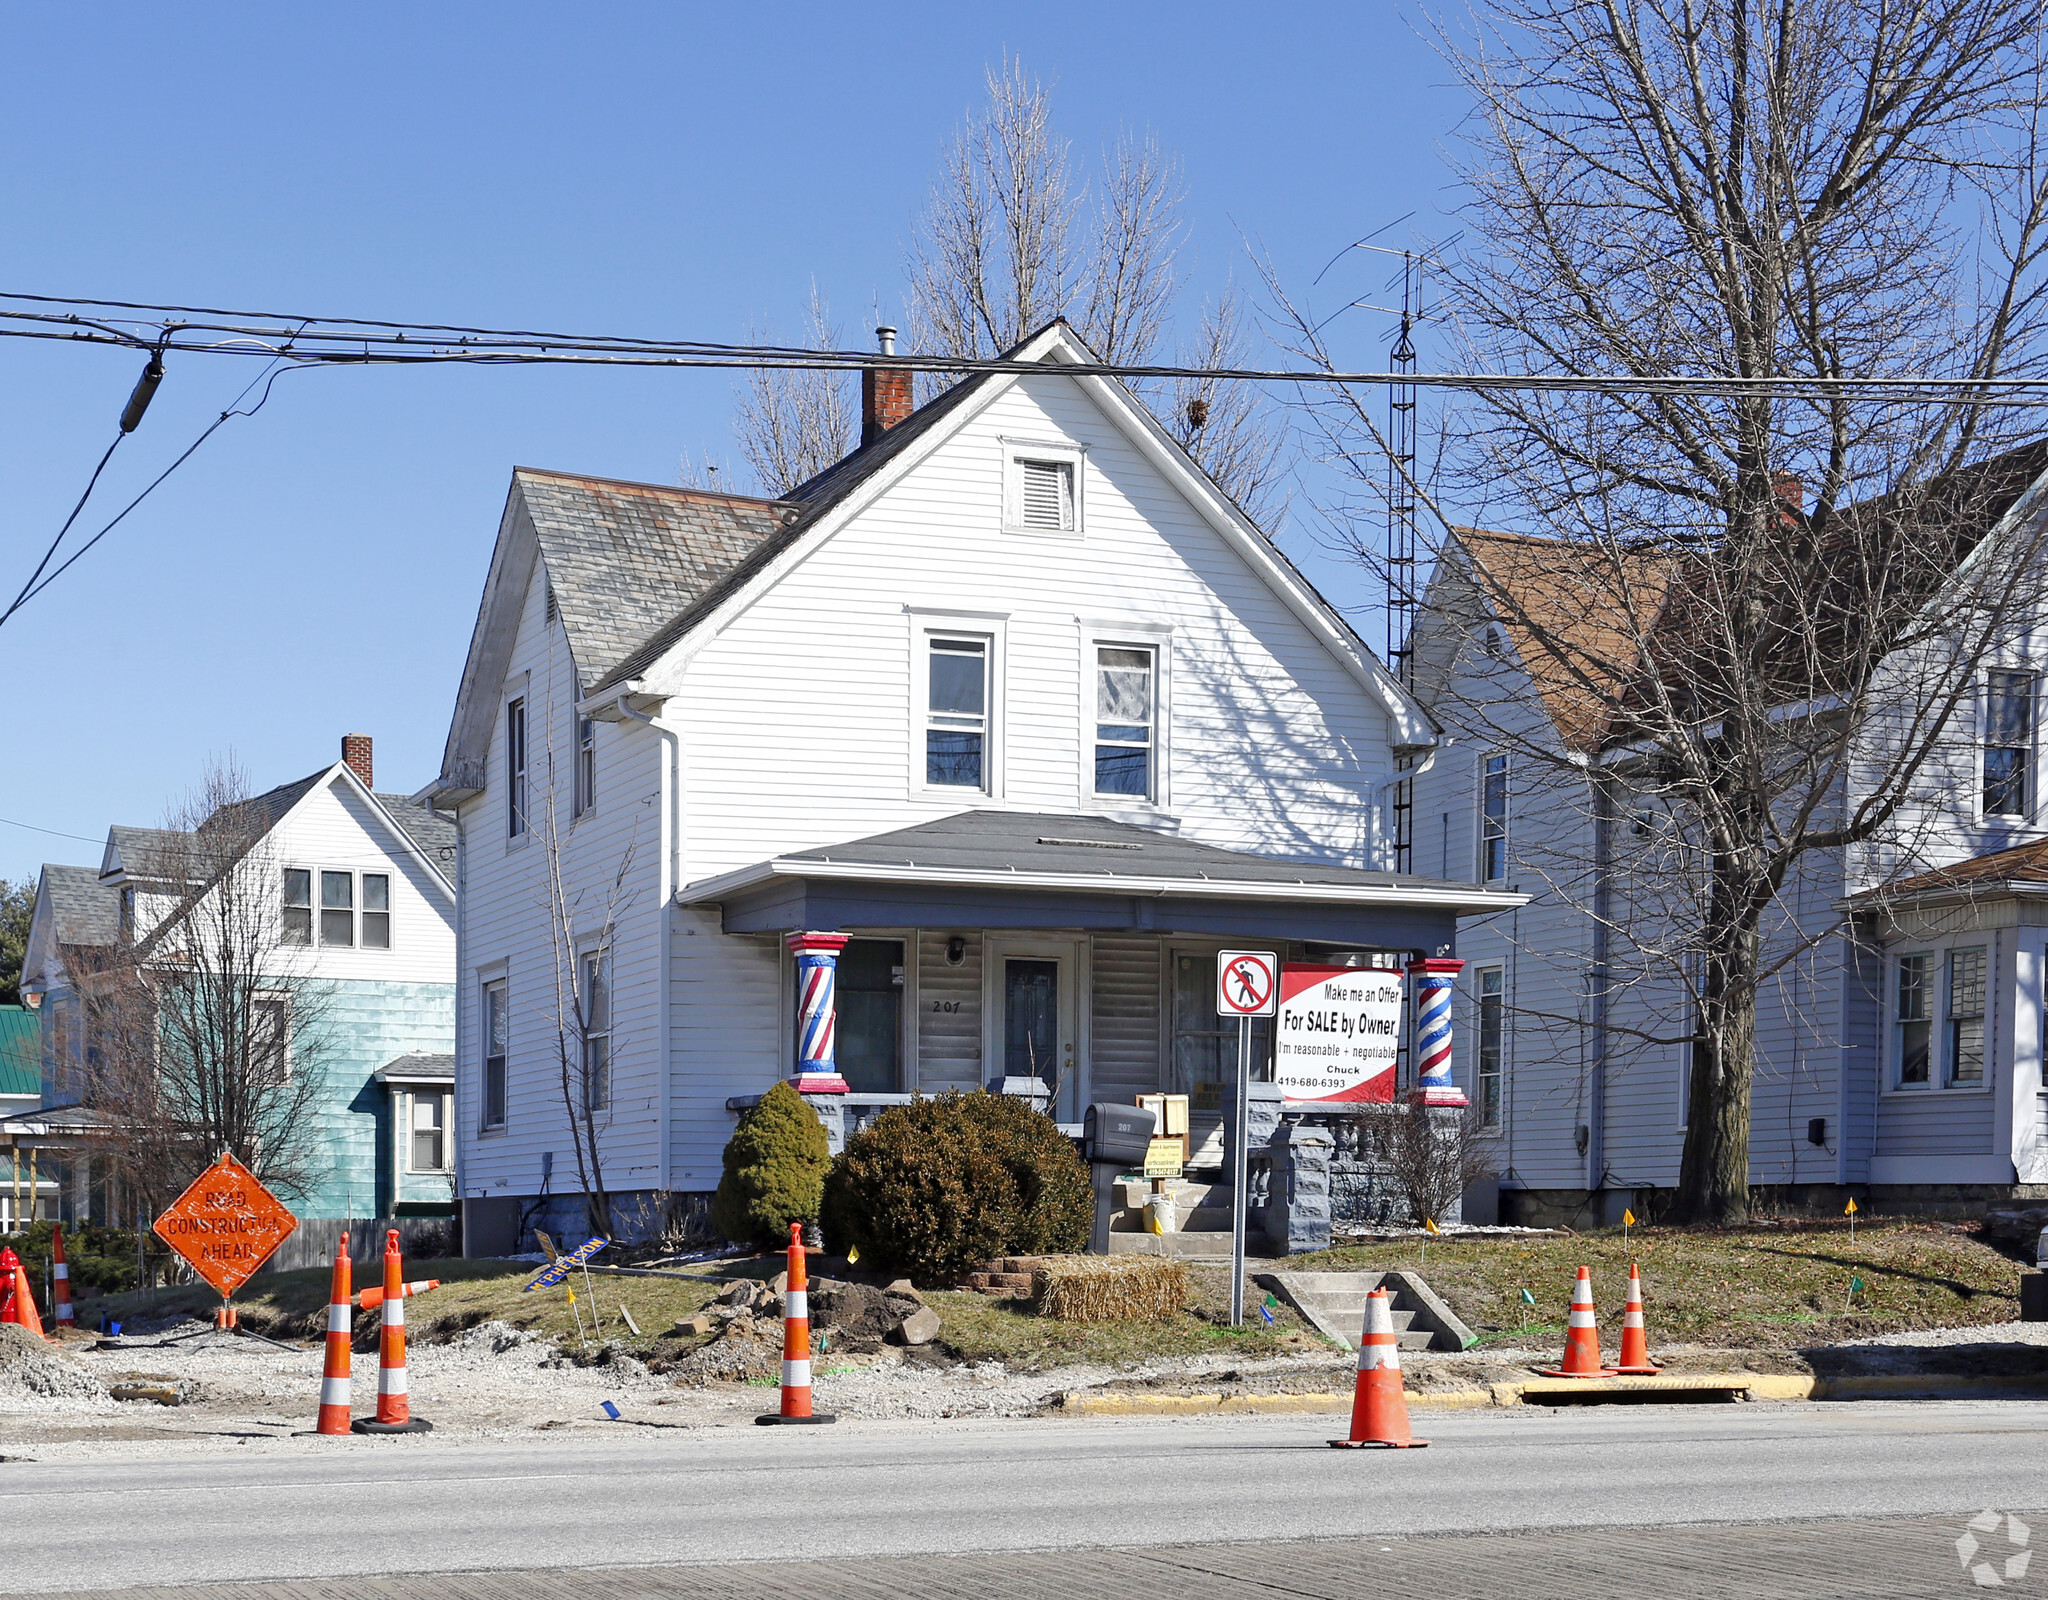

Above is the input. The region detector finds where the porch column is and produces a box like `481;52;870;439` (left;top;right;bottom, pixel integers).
1408;957;1469;1107
786;932;852;1094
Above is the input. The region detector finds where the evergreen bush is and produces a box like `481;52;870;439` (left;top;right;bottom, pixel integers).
822;1090;1090;1284
711;1082;831;1250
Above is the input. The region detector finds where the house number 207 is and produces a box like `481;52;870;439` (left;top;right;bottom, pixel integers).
930;1000;961;1013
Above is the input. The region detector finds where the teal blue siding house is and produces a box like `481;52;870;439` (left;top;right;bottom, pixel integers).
18;735;457;1226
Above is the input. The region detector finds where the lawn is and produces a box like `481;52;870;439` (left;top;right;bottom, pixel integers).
67;1216;2023;1371
1287;1218;2024;1348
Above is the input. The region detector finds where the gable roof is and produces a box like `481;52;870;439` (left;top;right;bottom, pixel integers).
1440;440;2048;753
39;865;118;949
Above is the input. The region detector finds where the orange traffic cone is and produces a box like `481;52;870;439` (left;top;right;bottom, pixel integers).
756;1221;835;1426
0;1248;21;1327
49;1225;73;1328
1541;1266;1617;1377
1330;1287;1426;1448
354;1278;441;1311
351;1229;431;1434
6;1257;44;1341
1614;1262;1661;1374
317;1233;353;1435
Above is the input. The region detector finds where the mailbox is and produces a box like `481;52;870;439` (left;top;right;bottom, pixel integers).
1083;1102;1159;1166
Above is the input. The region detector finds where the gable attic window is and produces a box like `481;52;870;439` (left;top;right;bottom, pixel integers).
507;697;529;838
574;715;596;817
1479;753;1510;881
1020;459;1074;530
544;580;558;626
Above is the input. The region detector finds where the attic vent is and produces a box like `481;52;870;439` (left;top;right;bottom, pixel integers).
1036;836;1143;850
544;581;557;625
1020;459;1073;531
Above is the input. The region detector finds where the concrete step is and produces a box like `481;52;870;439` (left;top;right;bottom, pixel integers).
1254;1269;1477;1353
1105;1230;1281;1261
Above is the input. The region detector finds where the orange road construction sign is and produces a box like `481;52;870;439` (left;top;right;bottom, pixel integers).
152;1152;299;1298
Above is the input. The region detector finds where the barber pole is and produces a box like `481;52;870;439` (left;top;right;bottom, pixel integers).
1407;958;1468;1106
756;1221;835;1426
49;1225;73;1326
786;933;851;1094
352;1229;432;1433
316;1233;352;1435
1542;1265;1617;1377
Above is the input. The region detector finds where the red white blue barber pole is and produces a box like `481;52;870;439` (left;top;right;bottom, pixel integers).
786;932;852;1094
1407;958;1469;1107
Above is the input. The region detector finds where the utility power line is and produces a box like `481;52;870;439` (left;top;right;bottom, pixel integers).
5;289;2048;406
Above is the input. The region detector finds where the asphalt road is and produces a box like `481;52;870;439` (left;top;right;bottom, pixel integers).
10;1401;2047;1594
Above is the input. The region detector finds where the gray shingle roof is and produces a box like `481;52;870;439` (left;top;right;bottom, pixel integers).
376;793;457;864
377;1052;454;1082
517;469;793;690
39;864;118;950
102;825;194;884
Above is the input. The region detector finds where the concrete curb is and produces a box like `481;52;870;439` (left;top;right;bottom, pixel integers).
1047;1371;2048;1416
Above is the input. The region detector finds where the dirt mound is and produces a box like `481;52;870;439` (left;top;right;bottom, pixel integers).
808;1280;922;1339
0;1323;108;1405
667;1322;783;1388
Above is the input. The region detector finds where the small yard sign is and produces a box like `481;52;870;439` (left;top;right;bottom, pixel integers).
1273;964;1403;1102
1142;1137;1185;1179
151;1152;299;1300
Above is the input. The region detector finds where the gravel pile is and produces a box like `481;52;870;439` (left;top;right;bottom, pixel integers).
1833;1321;2048;1350
0;1325;112;1411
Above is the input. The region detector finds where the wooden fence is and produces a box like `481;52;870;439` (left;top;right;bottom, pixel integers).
262;1216;458;1274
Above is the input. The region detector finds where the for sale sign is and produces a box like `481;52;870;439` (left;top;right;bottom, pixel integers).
1274;964;1404;1103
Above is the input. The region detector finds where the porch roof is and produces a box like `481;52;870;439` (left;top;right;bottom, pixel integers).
1848;836;2048;912
683;810;1527;945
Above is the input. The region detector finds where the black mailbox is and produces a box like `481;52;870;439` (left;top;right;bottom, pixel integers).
1084;1102;1159;1166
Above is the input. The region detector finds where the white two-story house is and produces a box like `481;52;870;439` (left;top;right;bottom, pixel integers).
1409;443;2048;1222
431;321;1523;1248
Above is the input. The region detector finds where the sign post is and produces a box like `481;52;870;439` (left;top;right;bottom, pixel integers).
1217;950;1278;1328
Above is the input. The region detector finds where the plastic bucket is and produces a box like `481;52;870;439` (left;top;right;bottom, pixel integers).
1145;1194;1178;1235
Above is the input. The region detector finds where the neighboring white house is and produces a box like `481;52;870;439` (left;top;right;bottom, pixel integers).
1408;444;2048;1222
431;320;1524;1247
18;735;459;1225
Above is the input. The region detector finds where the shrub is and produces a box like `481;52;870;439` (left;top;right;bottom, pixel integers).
822;1091;1091;1285
711;1082;831;1250
0;1220;145;1296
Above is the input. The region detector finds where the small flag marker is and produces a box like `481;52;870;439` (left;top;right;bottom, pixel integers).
1623;1207;1636;1246
847;1245;860;1265
1846;1196;1859;1242
1518;1286;1536;1332
1845;1273;1866;1315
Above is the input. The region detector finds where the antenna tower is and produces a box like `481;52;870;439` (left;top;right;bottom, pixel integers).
1387;253;1421;874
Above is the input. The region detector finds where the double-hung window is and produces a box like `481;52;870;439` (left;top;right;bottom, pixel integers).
574;715;596;816
320;871;354;946
1094;646;1155;798
580;951;611;1112
1947;947;1987;1086
286;869;388;948
409;1092;450;1171
482;980;508;1130
926;636;989;790
1476;966;1505;1127
1896;953;1931;1086
507;697;528;838
1479;754;1509;881
1985;671;2035;818
282;870;312;945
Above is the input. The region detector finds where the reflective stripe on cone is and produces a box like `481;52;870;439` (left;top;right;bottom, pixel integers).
1330;1287;1426;1448
316;1233;352;1436
351;1228;432;1433
50;1226;72;1326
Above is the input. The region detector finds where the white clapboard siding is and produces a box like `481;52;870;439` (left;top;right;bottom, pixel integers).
915;930;984;1092
1089;935;1163;1102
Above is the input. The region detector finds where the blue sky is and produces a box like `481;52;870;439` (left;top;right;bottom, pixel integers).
0;2;1465;883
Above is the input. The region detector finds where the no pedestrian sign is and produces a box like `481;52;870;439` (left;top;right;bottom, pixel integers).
1216;950;1279;1017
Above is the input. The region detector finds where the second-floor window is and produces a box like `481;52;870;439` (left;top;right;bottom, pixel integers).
1094;646;1155;798
482;979;508;1130
507;697;528;838
1985;670;2034;818
1479;754;1509;881
574;715;596;816
282;869;389;949
926;636;989;789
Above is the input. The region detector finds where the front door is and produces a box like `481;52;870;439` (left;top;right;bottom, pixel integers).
986;937;1084;1121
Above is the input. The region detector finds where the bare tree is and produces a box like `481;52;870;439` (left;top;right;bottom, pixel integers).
81;758;333;1218
1280;0;2048;1222
1168;282;1289;526
732;285;857;496
1367;1104;1499;1227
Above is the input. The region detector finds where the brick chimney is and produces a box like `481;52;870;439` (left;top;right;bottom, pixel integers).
342;733;373;788
861;326;914;447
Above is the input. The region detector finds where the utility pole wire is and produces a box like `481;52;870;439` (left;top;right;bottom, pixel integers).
0;433;123;628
